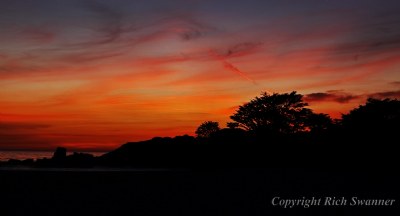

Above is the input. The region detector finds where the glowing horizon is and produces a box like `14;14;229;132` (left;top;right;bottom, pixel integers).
1;0;400;151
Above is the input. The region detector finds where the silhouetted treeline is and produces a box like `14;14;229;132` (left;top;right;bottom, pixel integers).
1;92;399;169
99;93;399;169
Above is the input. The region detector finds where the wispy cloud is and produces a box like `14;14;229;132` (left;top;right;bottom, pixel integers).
0;134;54;150
0;122;51;131
59;51;124;64
218;42;263;58
71;0;127;47
0;121;52;150
20;27;56;44
180;29;203;40
208;49;256;84
390;81;400;86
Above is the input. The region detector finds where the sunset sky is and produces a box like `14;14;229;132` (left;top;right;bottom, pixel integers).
1;0;400;151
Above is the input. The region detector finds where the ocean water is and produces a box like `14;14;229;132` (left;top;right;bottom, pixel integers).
0;151;106;161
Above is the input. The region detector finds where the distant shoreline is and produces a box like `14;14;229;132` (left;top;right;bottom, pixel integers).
0;167;175;172
0;150;106;162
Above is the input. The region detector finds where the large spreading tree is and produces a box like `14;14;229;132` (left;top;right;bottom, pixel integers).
230;91;314;134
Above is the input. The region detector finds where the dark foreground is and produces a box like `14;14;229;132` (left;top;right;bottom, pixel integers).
1;168;399;216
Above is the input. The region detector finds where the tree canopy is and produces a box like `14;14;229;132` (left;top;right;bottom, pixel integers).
307;113;333;133
341;98;400;133
230;91;313;134
195;121;220;138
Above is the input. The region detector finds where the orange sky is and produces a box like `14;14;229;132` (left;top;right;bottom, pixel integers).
1;0;400;151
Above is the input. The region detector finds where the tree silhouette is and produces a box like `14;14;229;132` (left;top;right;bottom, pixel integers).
226;122;239;129
195;121;220;138
307;113;333;133
230;91;313;134
341;98;400;134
